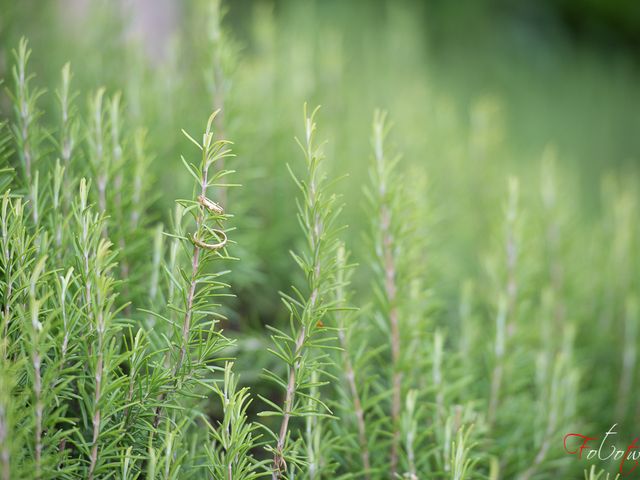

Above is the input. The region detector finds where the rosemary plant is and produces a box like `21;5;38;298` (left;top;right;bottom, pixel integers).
151;110;235;432
262;105;343;479
365;110;407;477
2;3;640;478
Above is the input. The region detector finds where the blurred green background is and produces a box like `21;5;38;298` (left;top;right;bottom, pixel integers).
3;0;640;194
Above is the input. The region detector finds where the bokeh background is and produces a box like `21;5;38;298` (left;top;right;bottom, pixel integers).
4;0;640;194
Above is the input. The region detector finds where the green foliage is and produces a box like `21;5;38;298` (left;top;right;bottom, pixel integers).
206;362;267;479
0;1;638;479
261;105;344;478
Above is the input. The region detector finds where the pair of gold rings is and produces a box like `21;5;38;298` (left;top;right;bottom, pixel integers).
190;195;227;250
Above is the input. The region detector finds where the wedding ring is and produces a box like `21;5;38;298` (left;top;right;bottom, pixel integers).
197;194;224;215
189;229;227;250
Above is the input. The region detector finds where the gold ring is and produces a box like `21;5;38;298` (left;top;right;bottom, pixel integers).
189;229;227;250
197;194;224;215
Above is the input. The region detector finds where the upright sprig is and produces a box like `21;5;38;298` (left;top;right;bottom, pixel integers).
8;38;45;223
87;89;109;216
333;244;371;478
515;150;579;480
584;466;621;480
0;357;14;480
71;179;121;480
0;112;15;194
0;192;72;479
130;129;153;231
1;193;36;361
152;110;234;430
366;109;405;476
57;63;78;170
0;193;39;478
26;257;48;480
206;362;266;479
111;117;156;310
51;63;79;252
264;105;343;478
488;177;520;425
449;425;477;480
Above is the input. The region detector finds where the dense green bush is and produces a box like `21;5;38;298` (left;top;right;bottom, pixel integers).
0;1;638;479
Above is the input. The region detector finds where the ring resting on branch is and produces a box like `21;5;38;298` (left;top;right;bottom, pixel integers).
198;194;224;215
189;229;227;250
189;194;227;250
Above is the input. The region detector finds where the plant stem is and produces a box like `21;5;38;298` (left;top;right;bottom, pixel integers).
343;342;371;476
433;330;444;417
272;327;305;479
57;63;75;249
335;246;371;478
488;178;518;426
384;205;402;477
33;349;42;479
13;40;39;225
28;259;45;480
60;274;70;361
272;107;325;479
1;199;12;361
517;358;561;480
152;115;219;430
88;296;105;480
1;283;11;361
372;112;402;476
176;143;213;376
